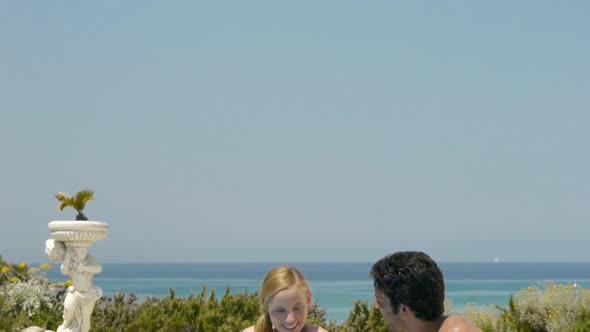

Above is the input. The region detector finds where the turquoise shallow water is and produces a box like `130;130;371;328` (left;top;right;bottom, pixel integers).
44;262;590;323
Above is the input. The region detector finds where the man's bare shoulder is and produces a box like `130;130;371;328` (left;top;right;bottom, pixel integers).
440;314;482;332
241;326;255;332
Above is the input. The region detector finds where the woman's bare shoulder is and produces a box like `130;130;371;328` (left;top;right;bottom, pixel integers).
305;323;330;332
241;326;255;332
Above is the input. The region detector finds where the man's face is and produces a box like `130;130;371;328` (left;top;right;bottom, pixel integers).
374;288;406;332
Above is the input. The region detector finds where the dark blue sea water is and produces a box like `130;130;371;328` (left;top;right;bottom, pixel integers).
44;262;590;322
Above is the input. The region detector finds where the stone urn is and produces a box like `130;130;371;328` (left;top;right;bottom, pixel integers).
44;221;108;332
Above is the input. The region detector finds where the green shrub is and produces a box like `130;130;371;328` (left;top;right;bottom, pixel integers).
334;299;388;332
96;287;251;331
0;258;64;331
574;308;590;332
6;255;590;332
466;282;590;332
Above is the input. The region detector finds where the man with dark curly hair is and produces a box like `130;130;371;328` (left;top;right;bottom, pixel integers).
371;251;482;332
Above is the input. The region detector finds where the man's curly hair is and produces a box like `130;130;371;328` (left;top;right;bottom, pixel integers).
371;251;445;321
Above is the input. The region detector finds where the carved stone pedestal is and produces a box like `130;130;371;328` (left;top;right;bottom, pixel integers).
27;221;108;332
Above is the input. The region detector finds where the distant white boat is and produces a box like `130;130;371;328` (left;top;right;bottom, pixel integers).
494;257;499;263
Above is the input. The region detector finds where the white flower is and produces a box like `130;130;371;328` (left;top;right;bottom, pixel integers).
0;277;53;317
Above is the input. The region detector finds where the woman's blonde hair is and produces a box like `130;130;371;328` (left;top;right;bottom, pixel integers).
254;265;310;332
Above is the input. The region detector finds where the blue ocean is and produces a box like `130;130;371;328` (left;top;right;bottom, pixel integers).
44;262;590;322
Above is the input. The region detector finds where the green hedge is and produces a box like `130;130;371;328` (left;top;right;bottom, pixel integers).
3;256;590;332
0;286;387;332
0;255;387;332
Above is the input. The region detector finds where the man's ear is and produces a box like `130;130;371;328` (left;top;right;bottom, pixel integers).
307;290;312;307
400;304;410;318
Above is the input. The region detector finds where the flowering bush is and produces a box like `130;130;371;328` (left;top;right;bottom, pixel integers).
465;304;504;332
0;256;67;330
1;256;35;286
1;277;53;317
466;281;590;332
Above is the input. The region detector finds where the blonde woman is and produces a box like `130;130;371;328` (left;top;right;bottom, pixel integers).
242;265;329;332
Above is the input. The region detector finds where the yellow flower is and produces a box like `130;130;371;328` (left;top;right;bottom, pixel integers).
56;282;64;287
1;267;9;273
18;262;28;269
65;280;73;287
10;277;20;283
39;263;52;270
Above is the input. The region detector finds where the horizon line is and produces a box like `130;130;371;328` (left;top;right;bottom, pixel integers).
31;260;590;265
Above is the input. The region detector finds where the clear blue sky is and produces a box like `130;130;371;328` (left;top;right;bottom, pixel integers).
1;1;588;263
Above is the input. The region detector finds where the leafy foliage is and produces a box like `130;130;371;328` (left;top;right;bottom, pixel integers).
55;189;95;220
574;309;590;332
334;299;388;332
0;258;383;332
5;255;590;332
0;258;65;331
466;282;590;332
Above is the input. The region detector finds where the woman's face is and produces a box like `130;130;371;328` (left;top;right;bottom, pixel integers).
268;285;311;332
